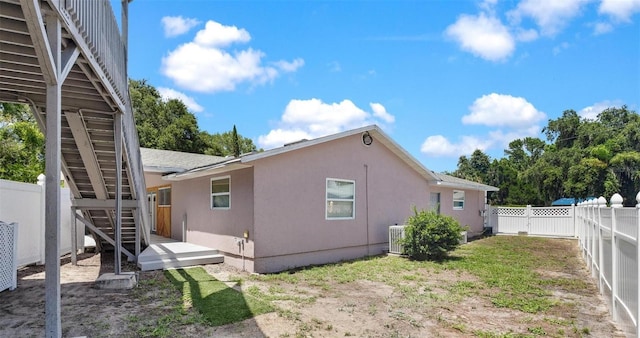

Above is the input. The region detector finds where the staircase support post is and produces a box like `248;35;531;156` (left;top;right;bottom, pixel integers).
114;112;123;275
43;14;62;338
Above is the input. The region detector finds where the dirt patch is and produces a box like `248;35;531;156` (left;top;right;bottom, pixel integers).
0;239;628;337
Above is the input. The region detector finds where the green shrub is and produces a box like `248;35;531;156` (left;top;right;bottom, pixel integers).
400;208;465;260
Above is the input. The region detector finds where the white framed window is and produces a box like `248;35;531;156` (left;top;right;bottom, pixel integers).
453;190;465;210
211;176;230;209
326;178;355;220
158;187;171;207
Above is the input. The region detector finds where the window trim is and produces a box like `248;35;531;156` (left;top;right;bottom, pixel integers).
210;176;231;210
158;187;171;207
453;190;465;210
325;178;355;220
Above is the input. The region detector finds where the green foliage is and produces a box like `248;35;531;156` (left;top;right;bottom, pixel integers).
129;79;259;156
0;103;44;183
400;208;464;260
453;105;640;206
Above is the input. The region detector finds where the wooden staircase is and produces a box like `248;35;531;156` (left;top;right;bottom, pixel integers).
0;0;150;260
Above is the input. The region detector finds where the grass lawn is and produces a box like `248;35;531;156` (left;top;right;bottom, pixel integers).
151;236;614;337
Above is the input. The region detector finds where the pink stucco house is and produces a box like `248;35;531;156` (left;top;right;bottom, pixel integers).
141;125;498;273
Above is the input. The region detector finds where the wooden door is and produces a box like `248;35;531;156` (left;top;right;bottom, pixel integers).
148;186;171;238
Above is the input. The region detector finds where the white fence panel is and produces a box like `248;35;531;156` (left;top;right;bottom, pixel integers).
0;178;80;267
577;194;639;338
492;205;575;237
493;207;529;234
530;207;575;237
0;179;44;266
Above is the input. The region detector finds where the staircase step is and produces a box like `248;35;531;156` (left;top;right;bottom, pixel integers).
138;254;224;271
138;242;219;262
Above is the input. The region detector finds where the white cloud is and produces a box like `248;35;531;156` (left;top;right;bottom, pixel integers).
593;22;614;35
194;21;251;47
508;0;588;36
579;100;623;120
157;87;204;113
445;13;515;62
463;93;546;128
599;0;640;22
258;99;395;149
515;28;539;42
420;135;493;157
370;103;395;123
161;20;303;93
328;61;342;72
161;16;200;38
272;58;305;72
552;42;570;55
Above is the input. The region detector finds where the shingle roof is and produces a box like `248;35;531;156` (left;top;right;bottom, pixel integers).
140;148;226;173
431;172;500;192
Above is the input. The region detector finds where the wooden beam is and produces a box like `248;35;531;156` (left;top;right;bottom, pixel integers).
59;43;79;84
20;0;57;85
43;13;62;338
71;198;138;209
75;213;135;260
64;111;109;200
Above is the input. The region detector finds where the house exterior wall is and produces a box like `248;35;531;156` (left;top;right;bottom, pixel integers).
430;186;486;236
144;172;166;188
170;167;255;269
251;133;430;273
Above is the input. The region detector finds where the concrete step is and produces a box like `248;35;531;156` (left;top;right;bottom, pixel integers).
138;254;224;271
138;242;220;262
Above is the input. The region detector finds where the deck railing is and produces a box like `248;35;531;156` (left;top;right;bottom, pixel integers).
576;193;640;337
63;0;128;104
60;0;149;244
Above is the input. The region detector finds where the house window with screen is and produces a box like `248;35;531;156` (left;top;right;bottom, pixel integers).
158;187;171;206
453;190;465;210
211;177;230;209
326;178;355;219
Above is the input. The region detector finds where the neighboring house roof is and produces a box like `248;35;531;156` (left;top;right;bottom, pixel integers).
157;125;499;192
551;197;595;206
431;172;500;192
140;147;226;173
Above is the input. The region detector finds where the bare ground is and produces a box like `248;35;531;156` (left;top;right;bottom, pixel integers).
0;239;627;338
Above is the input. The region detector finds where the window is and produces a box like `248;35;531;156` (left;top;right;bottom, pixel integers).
453;190;465;210
211;177;230;209
158;187;171;206
326;178;355;219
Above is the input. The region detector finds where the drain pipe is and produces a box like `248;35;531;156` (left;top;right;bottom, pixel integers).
364;164;370;256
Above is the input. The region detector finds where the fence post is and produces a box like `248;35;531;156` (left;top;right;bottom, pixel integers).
37;174;46;265
636;191;640;338
597;196;606;292
611;193;623;321
526;205;532;233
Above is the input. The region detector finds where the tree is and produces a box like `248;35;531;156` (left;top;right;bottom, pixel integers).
201;129;259;157
129;79;205;153
231;125;241;158
453;149;491;183
0;103;44;183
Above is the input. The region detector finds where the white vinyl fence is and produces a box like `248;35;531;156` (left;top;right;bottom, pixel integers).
577;193;640;337
0;176;82;268
487;205;576;237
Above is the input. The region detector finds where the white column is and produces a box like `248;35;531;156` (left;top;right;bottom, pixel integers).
114;112;122;274
43;13;62;338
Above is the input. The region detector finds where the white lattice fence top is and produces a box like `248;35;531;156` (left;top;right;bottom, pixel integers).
495;208;526;216
0;221;18;292
532;208;571;217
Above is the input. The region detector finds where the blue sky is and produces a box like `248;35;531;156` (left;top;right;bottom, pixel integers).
117;0;639;172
